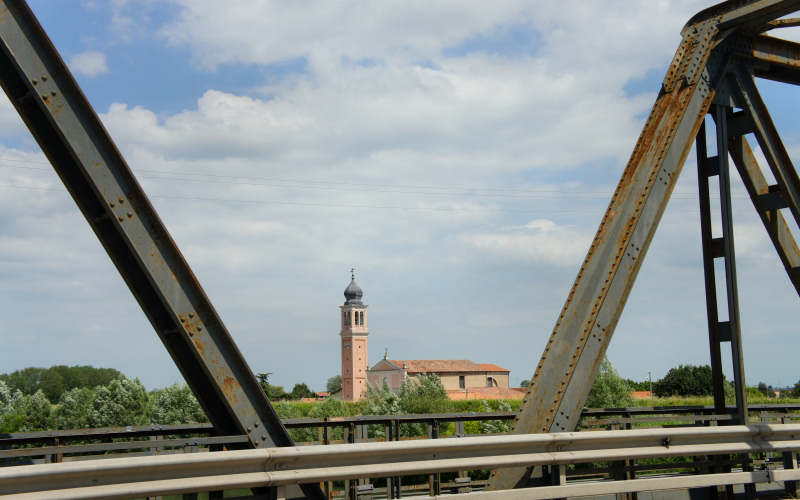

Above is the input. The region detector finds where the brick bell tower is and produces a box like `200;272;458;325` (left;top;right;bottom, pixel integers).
340;269;368;401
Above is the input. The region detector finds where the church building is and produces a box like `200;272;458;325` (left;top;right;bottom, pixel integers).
337;271;522;401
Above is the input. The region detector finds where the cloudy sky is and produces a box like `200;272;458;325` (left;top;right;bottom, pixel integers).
1;1;799;393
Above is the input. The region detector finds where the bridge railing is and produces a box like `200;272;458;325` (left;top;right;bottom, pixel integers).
2;404;799;465
1;423;799;499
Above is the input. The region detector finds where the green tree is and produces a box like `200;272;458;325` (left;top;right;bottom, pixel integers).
624;379;651;391
792;380;800;398
326;375;342;393
88;378;149;427
150;383;208;425
301;396;350;441
0;367;45;395
256;372;289;400
39;370;66;402
398;374;449;415
289;383;315;400
362;381;401;439
0;380;23;432
757;382;773;398
0;365;125;402
0;380;21;415
478;400;512;434
53;387;94;429
585;358;633;408
653;365;715;397
17;390;53;431
365;381;401;416
519;379;530;387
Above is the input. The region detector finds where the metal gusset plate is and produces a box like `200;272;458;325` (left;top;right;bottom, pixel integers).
489;0;800;491
0;2;323;498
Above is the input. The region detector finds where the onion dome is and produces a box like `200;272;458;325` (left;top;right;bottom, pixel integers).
344;269;363;305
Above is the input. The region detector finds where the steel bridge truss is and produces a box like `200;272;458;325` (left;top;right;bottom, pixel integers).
490;0;800;491
0;0;799;498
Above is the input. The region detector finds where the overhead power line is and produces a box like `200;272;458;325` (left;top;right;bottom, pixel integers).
0;159;750;202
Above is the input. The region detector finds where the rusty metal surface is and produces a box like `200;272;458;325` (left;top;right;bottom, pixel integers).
0;3;324;499
489;0;800;491
730;137;800;294
729;65;800;225
750;35;800;84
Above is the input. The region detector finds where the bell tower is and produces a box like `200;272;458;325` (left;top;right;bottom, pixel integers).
340;269;368;401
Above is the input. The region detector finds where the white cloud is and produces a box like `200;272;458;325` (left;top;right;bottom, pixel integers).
464;219;591;267
161;1;531;69
68;50;109;77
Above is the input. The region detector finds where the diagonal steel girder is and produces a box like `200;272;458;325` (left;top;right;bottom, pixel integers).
0;2;324;498
490;0;800;491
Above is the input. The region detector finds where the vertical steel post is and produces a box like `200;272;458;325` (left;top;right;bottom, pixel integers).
696;120;728;414
697;104;749;424
712;104;748;425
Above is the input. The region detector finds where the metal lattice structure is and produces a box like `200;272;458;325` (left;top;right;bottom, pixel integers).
490;0;800;491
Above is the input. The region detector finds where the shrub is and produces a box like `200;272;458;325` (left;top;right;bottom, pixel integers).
585;358;632;408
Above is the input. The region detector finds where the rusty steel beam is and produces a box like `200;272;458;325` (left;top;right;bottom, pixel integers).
729;65;800;226
750;35;800;85
488;13;724;492
490;0;800;491
764;17;800;28
0;3;324;499
718;0;800;30
731;135;800;292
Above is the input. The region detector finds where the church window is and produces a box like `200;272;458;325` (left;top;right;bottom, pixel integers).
459;375;465;389
359;311;364;325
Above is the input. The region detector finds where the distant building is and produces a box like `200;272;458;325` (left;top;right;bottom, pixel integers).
337;271;521;401
339;271;369;401
367;358;523;399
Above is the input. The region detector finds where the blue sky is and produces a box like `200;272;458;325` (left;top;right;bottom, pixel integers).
1;1;799;393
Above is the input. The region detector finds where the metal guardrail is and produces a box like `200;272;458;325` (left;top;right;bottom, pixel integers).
1;424;799;499
2;404;798;465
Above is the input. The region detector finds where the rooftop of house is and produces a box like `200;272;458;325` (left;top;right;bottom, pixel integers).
378;359;510;373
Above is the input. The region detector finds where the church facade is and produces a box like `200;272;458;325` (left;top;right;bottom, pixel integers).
367;358;513;394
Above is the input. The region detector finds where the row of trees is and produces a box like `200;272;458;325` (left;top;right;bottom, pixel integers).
0;377;207;433
629;365;800;399
0;365;125;403
255;373;316;400
0;367;516;436
521;362;800;401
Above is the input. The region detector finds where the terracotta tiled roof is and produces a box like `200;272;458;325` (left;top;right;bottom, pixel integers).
478;363;509;372
388;359;483;373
